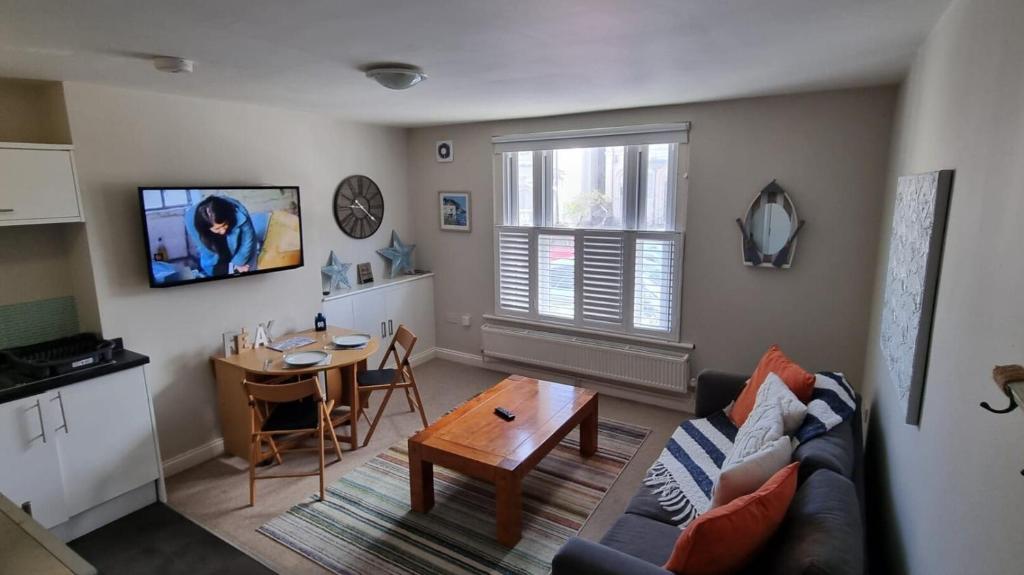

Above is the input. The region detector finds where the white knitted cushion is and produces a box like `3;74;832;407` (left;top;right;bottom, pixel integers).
711;435;794;508
757;372;809;435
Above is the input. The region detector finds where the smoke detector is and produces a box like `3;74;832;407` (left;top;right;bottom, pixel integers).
365;64;427;90
153;56;194;74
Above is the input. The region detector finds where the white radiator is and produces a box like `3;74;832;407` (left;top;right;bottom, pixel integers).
481;324;689;394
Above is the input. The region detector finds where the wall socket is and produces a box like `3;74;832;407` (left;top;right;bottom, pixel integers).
446;312;472;327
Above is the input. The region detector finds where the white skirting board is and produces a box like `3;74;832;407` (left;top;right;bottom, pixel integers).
162;347;438;478
434;347;695;413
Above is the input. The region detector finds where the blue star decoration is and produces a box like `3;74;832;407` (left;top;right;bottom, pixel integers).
376;231;416;278
321;250;351;292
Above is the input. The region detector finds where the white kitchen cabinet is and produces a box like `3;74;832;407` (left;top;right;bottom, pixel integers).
0;393;69;528
0;143;83;226
0;366;161;537
52;368;161;517
323;273;436;367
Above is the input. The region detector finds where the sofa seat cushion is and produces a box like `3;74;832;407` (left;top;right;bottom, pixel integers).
599;513;682;565
625;485;690;526
755;469;863;575
793;416;856;482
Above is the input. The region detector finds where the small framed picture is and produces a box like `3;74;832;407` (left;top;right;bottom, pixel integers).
439;191;471;232
435;140;453;163
356;262;374;284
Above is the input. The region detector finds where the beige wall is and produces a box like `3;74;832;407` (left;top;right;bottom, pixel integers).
863;0;1024;572
63;83;411;461
408;87;896;386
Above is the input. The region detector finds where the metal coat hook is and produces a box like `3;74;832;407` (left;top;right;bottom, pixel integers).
980;365;1024;476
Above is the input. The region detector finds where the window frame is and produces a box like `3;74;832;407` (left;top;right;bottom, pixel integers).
493;129;687;343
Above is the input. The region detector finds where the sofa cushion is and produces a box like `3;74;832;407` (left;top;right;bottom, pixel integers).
625;485;689;526
757;469;863;575
731;345;815;426
664;462;800;575
712;436;793;508
599;513;682;566
793;416;856;482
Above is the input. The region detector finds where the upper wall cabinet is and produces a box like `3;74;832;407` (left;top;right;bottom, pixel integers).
0;143;83;226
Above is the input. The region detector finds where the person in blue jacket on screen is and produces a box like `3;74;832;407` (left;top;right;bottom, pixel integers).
185;195;258;277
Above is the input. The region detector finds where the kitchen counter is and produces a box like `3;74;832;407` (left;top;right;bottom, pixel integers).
0;348;149;405
0;493;96;575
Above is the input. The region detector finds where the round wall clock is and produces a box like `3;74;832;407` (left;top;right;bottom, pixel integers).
334;175;385;239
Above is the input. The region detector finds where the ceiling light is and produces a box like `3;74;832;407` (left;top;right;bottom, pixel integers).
365;65;427;90
153;56;194;74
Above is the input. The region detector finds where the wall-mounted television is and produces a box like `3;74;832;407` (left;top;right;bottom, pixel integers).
139;186;304;288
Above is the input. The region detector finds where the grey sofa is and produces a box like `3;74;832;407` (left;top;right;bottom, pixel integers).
552;370;864;575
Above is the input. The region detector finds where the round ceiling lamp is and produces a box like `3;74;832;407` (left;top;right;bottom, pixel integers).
365;65;427;90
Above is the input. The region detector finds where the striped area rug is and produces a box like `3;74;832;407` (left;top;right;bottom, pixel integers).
258;418;650;574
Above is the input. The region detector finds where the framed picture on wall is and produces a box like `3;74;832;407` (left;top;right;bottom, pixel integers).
439;191;471;232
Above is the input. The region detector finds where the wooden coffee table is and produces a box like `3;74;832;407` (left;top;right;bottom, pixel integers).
408;375;598;547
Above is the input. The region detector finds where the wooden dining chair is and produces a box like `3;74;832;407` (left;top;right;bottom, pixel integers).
244;376;343;506
357;324;428;447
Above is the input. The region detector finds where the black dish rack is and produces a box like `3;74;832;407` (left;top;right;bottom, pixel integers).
1;333;118;380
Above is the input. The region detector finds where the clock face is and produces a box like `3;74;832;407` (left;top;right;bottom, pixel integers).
334;175;384;239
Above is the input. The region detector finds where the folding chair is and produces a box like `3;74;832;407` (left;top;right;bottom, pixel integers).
357;324;428;447
245;376;342;505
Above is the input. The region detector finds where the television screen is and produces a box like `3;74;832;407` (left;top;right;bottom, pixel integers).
139;186;304;287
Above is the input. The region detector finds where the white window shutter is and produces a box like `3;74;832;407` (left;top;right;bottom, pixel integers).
537;233;575;319
497;229;531;313
581;232;626;326
633;236;677;332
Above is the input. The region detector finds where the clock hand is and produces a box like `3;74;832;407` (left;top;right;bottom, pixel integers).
351;200;378;222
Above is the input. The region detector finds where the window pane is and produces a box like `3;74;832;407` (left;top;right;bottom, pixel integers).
641;144;673;231
515;151;534;225
633;238;675;332
163;189;189;207
538;234;575;319
142;189;164;210
551;146;625;229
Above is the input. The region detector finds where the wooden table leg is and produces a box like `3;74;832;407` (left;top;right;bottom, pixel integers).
495;472;522;547
580;400;598;457
347;363;360;449
409;443;434;513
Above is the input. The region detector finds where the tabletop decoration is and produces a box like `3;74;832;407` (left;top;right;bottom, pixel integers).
376;231;416;278
321;250;352;293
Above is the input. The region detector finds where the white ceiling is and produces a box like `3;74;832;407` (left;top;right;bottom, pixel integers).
0;0;950;127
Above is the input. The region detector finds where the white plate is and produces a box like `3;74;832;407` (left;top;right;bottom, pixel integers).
332;334;371;348
283;350;329;367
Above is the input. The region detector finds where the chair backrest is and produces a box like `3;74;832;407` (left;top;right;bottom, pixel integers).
381;324;417;370
244;376;323;405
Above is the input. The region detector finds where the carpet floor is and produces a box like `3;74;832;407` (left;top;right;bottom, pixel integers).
167;359;691;574
258;419;649;574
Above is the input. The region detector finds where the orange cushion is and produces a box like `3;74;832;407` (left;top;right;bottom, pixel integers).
664;462;800;575
730;345;815;426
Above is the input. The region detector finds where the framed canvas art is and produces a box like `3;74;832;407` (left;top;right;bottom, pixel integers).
439;191;471;232
880;169;954;425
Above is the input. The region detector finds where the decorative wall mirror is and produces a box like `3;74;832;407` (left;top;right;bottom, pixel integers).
736;180;805;268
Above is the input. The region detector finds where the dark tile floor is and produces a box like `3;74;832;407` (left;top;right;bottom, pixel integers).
69;503;275;575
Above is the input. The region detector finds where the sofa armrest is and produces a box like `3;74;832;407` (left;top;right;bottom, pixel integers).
552;538;674;575
694;370;749;417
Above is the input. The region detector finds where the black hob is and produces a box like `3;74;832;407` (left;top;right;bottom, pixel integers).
0;333;120;392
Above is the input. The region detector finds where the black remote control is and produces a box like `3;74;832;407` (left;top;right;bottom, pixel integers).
494;407;516;421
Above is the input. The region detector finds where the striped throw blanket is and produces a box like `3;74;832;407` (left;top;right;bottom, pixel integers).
644;372;856;527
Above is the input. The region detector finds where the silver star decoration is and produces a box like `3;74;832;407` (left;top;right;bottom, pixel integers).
321;250;351;292
376;231;416;278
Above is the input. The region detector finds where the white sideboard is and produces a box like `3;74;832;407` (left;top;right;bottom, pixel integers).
0;143;83;226
322;272;435;367
0;366;163;541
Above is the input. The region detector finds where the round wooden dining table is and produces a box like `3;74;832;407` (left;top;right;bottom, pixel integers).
211;326;379;461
